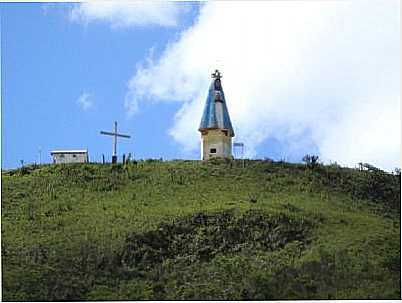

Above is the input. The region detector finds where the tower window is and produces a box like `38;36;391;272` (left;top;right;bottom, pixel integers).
210;148;217;154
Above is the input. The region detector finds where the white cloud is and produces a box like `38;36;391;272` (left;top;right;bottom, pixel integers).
76;92;93;111
125;1;400;171
70;2;185;28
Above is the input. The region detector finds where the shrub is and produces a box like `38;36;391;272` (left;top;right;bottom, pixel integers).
302;155;320;169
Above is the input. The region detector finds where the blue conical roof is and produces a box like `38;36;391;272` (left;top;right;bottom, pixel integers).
199;72;234;137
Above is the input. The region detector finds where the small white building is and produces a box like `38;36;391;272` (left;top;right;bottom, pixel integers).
50;150;89;164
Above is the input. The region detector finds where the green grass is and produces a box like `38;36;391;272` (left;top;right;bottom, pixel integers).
1;159;400;300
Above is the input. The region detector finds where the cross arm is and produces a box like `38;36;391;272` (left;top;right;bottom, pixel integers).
100;131;131;138
116;134;131;138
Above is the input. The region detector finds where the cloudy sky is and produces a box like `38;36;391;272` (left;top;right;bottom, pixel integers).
1;1;400;170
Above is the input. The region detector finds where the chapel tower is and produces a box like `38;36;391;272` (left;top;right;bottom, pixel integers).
198;70;235;160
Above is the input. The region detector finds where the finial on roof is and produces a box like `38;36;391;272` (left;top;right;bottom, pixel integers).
212;69;222;90
211;69;222;80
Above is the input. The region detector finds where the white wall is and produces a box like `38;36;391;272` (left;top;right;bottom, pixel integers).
201;129;232;160
52;153;88;164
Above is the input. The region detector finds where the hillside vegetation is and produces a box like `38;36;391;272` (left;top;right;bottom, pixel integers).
1;159;400;300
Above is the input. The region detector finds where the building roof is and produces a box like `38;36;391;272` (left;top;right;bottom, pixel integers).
50;150;88;154
198;70;235;137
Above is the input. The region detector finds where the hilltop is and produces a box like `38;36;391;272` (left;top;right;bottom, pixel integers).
1;159;400;300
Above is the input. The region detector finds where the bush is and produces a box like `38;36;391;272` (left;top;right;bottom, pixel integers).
302;155;320;169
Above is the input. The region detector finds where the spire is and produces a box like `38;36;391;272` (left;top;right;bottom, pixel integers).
199;70;235;137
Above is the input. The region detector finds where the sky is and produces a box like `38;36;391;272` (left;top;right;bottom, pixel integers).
1;1;400;171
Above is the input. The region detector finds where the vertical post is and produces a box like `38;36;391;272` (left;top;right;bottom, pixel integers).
102;154;105;164
112;121;118;164
113;121;117;157
122;154;126;165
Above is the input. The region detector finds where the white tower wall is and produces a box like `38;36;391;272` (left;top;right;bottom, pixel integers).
201;129;232;160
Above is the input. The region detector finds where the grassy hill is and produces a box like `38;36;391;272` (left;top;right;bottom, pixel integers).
1;159;400;300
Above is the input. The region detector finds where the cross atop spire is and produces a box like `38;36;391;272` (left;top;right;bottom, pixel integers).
211;69;222;80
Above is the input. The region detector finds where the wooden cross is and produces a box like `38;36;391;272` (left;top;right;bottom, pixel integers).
100;121;130;162
211;69;222;80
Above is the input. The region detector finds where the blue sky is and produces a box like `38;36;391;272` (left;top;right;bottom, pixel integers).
1;2;400;170
2;3;199;167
